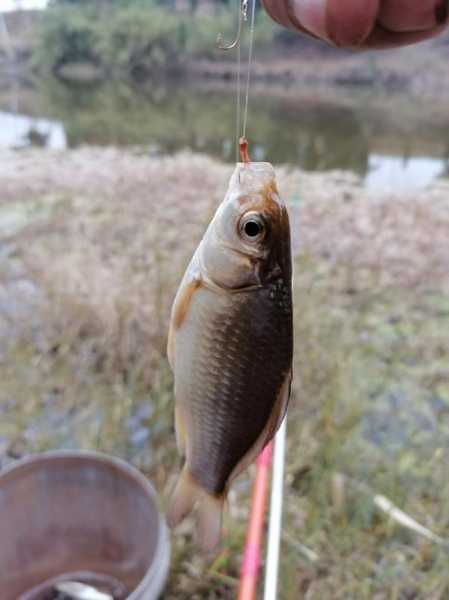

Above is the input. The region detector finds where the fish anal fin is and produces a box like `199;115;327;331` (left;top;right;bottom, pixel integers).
228;369;292;484
266;369;292;441
167;466;224;553
197;492;224;554
167;466;199;529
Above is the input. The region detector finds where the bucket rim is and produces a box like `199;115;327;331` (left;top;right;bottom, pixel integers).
0;450;171;600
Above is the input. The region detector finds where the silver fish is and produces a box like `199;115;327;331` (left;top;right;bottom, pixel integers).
167;160;293;551
54;582;113;600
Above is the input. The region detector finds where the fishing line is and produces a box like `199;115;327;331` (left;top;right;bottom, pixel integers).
236;38;241;161
242;0;256;140
232;0;256;158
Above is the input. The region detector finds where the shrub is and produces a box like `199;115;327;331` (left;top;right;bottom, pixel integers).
94;7;184;77
33;1;275;78
33;5;101;73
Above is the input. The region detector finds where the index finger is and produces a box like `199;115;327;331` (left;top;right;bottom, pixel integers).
262;0;449;48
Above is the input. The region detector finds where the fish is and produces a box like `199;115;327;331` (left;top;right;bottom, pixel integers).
53;581;113;600
166;141;293;551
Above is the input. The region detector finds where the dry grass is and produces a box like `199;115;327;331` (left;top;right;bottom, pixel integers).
1;147;449;598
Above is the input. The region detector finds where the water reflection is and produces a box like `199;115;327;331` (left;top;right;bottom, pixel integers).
366;154;446;192
0;111;67;150
1;78;449;191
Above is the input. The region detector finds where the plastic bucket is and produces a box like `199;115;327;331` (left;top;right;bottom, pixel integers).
0;451;170;599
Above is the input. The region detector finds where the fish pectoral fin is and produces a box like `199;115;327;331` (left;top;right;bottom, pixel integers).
175;403;188;455
172;277;202;330
228;369;292;484
167;323;175;370
167;271;202;367
167;466;224;553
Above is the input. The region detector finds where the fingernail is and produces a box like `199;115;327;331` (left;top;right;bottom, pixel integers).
435;0;449;24
290;0;328;41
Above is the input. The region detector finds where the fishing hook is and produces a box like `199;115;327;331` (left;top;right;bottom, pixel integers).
217;0;248;50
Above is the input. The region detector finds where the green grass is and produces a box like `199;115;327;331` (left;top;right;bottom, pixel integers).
1;149;449;598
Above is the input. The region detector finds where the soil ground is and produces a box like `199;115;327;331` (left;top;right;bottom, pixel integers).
1;147;449;598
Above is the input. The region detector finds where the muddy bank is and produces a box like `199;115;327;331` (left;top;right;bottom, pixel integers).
1;147;449;598
1;146;448;290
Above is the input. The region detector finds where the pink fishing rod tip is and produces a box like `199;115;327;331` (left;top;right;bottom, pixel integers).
257;442;273;468
241;542;261;577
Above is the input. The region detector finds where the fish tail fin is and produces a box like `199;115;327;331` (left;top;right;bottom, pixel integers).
167;466;224;553
197;491;224;553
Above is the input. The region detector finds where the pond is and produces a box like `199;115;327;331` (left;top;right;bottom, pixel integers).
1;77;449;193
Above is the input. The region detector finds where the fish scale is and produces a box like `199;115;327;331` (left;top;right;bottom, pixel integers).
167;161;293;550
182;284;292;495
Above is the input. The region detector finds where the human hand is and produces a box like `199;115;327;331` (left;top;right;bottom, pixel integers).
262;0;449;48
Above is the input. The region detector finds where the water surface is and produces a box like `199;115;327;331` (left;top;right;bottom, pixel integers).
1;78;448;193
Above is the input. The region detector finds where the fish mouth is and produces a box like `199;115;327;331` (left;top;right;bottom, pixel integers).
236;161;273;169
230;162;277;196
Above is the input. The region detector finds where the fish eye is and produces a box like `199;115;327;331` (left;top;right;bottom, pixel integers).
244;220;262;237
239;213;265;243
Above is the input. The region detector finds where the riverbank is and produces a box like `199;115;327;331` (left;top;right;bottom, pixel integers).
187;34;449;97
1;147;449;597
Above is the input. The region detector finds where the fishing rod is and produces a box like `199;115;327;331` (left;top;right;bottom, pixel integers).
263;418;287;600
237;441;273;600
237;418;287;600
